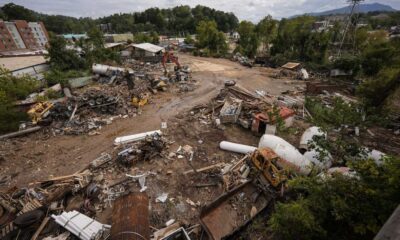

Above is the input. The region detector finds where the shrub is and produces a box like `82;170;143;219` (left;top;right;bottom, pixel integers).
0;105;29;134
269;156;400;240
361;42;395;76
0;69;39;133
269;199;326;240
333;54;361;74
357;68;400;107
0;67;39;101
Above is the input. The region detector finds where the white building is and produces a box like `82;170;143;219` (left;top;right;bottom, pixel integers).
28;22;48;47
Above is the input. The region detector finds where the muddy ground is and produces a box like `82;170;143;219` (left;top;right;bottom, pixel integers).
0;54;307;239
0;54;303;188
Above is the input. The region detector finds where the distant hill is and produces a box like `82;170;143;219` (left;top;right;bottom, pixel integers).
292;3;397;17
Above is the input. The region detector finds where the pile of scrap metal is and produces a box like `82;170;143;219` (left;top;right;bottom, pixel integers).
214;85;295;135
116;132;167;167
0;128;191;240
232;52;253;67
48;88;124;135
0;170;99;240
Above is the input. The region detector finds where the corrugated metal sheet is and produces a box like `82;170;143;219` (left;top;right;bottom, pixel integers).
111;192;150;240
281;62;301;70
131;43;164;53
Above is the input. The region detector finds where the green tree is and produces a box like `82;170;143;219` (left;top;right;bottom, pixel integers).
134;33;152;43
1;3;36;21
82;27;120;66
357;68;400;107
0;67;39;133
87;27;104;48
271;16;329;66
361;42;396;76
256;15;277;55
237;21;259;58
184;34;195;44
46;34;85;71
150;31;160;44
269;156;400;240
196;20;227;56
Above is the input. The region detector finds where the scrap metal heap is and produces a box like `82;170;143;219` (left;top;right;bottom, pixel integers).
15;61;194;137
0;80;395;240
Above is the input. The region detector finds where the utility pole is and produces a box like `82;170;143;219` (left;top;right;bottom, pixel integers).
338;0;364;56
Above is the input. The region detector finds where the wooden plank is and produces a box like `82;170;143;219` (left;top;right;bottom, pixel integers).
184;163;225;175
30;216;50;240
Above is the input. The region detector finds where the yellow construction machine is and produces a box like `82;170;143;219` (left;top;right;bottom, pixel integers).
250;148;288;188
131;93;149;108
27;101;54;124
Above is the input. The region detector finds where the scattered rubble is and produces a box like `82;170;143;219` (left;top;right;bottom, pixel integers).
1;54;398;240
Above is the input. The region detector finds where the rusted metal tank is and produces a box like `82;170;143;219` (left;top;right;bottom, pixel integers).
111;192;150;240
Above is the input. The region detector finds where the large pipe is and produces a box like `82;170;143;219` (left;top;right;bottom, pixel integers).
219;141;257;154
0;126;42;140
92;63;126;75
114;130;162;145
259;134;313;175
299;126;326;150
303;149;332;171
111;192;150;240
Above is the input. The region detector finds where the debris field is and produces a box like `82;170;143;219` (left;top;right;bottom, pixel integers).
0;54;399;240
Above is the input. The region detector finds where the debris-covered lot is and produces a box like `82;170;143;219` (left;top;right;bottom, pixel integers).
0;54;399;240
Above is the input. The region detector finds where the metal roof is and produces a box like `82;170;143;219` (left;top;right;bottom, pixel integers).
281;62;301;70
104;42;125;49
131;43;164;53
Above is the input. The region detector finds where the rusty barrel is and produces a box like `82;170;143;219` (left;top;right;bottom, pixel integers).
111;192;150;240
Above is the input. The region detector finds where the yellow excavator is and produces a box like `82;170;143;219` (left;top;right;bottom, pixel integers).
250;148;288;188
27;101;54;124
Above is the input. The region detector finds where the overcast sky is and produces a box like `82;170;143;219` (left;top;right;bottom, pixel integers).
1;0;399;21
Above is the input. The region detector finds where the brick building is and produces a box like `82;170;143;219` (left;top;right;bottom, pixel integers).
0;20;49;51
4;21;26;49
28;22;49;48
14;20;38;49
0;21;18;50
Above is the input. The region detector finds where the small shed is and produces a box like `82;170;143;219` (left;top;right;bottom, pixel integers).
126;43;165;62
130;43;164;57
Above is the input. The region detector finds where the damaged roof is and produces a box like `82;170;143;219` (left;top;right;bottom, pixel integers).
281;62;301;70
131;43;165;53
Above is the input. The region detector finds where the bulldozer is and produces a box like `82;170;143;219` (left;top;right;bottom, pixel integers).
250;148;288;188
27;101;54;124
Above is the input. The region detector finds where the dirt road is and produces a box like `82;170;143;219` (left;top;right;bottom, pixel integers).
0;54;302;188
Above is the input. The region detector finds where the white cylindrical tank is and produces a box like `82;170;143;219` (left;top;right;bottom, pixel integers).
259;134;313;175
92;63;126;75
219;141;257;154
299;126;326;150
303;149;332;171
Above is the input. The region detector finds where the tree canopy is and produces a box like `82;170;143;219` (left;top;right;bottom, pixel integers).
0;3;239;35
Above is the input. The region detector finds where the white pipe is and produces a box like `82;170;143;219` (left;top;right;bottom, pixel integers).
259;134;313;175
299;126;326;150
114;130;162;145
92;63;126;75
303;149;332;171
219;141;257;154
